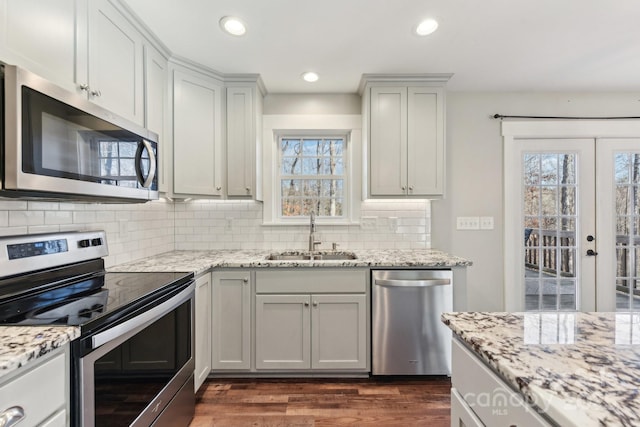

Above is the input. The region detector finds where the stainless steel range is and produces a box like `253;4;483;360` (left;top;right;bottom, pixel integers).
0;230;195;427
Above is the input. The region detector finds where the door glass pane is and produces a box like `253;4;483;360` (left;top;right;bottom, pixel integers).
523;153;578;311
614;153;640;310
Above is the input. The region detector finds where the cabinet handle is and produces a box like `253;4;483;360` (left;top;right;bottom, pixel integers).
91;89;102;98
79;83;89;92
0;406;25;427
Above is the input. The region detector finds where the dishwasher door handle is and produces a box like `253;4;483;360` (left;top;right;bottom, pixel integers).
374;278;451;288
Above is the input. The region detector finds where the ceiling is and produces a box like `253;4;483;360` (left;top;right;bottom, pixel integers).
123;0;640;94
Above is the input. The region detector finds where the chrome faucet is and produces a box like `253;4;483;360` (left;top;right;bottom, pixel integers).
308;211;321;251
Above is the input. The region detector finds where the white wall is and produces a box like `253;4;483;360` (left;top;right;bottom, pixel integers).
433;91;640;311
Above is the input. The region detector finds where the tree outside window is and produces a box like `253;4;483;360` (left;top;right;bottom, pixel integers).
279;135;346;218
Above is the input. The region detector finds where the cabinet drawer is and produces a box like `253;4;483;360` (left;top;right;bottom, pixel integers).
0;351;66;427
256;269;366;293
452;339;550;427
451;387;484;427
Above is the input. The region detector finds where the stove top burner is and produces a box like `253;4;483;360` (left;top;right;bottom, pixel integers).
0;270;193;331
17;290;108;325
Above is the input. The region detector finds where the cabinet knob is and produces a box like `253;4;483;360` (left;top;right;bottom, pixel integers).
304;302;310;307
79;83;89;92
91;89;102;98
216;186;222;191
245;187;251;193
313;301;318;307
401;186;406;191
408;186;414;191
243;278;249;283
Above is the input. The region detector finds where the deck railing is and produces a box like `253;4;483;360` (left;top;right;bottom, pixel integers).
525;228;640;294
524;229;575;277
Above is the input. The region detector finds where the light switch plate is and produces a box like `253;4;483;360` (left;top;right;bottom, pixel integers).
456;216;480;230
480;216;494;230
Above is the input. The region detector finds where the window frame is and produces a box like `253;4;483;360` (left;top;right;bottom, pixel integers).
276;131;349;222
262;114;362;226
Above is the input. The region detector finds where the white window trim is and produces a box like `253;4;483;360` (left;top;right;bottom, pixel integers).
262;114;362;225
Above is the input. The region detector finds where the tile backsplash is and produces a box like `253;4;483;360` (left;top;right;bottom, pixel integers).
0;198;431;267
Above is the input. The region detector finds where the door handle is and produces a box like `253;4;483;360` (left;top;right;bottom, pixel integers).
135;140;157;188
586;249;598;256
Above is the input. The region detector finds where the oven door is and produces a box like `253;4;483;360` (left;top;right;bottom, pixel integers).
79;282;194;427
2;64;158;201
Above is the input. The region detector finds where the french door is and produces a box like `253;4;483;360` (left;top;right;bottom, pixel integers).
504;121;640;312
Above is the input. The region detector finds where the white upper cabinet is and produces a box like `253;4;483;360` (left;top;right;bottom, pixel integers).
0;0;82;91
143;44;168;192
362;75;449;198
87;0;144;125
0;0;146;126
172;65;223;196
226;84;263;198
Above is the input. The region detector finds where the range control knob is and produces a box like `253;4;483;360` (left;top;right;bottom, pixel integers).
78;239;91;248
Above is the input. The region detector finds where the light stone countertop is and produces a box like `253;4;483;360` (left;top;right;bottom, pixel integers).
0;326;80;377
442;311;640;427
108;249;472;274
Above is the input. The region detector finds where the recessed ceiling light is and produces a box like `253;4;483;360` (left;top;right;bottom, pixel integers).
415;18;438;36
220;16;246;36
301;72;319;83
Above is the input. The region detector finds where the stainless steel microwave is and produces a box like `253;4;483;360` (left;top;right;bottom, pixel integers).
0;64;158;202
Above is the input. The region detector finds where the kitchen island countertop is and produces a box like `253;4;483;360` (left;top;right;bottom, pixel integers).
108;248;471;275
443;311;640;427
0;326;79;377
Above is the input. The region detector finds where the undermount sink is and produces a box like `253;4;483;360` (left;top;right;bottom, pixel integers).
265;251;357;261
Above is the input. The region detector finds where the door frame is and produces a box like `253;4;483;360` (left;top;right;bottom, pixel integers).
503;120;640;312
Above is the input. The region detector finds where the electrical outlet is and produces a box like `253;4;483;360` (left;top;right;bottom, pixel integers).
360;216;377;231
388;217;398;231
480;216;494;230
456;216;480;230
225;218;233;231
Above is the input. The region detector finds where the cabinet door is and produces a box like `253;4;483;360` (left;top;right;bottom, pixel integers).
0;0;83;93
195;273;212;390
144;44;168;192
172;68;223;196
311;294;367;370
226;86;254;197
212;271;251;370
88;0;144;125
407;87;444;196
369;86;407;196
255;294;310;370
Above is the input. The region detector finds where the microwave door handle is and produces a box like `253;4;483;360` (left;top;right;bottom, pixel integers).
134;140;156;188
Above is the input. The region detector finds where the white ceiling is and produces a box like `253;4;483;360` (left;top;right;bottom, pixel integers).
123;0;640;94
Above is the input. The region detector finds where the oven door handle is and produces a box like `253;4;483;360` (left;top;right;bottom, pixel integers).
91;281;194;349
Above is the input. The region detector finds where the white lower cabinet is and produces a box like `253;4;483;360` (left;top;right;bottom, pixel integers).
194;272;212;391
0;347;68;427
451;339;550;427
255;269;368;372
211;271;252;371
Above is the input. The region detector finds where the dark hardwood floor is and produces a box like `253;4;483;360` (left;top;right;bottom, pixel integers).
190;377;451;426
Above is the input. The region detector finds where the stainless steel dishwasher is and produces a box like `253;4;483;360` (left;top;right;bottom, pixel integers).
372;269;453;375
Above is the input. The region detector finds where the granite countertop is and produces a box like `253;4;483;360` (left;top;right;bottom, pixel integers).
0;326;80;377
109;248;472;274
442;312;640;427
